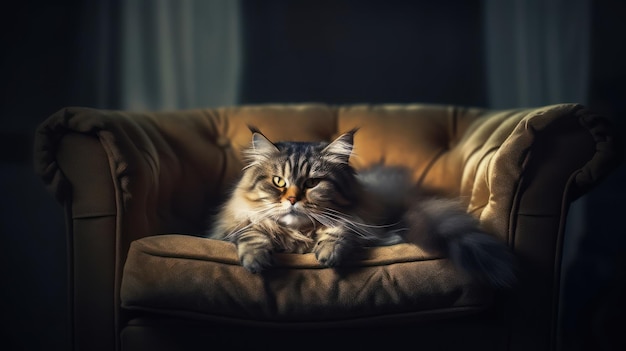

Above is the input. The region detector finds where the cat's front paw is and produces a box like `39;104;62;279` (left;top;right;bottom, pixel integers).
239;247;273;274
314;239;346;267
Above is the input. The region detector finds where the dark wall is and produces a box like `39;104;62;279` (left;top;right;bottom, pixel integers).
240;0;486;106
0;2;116;350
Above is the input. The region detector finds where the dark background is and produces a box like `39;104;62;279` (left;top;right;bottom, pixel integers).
239;0;487;106
1;1;624;350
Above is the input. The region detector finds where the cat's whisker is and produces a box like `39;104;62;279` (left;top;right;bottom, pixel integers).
309;213;338;228
236;207;274;225
310;212;379;241
223;222;255;240
223;205;278;240
320;208;400;229
312;210;401;242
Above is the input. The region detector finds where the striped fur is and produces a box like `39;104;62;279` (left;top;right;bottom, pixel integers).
207;129;516;288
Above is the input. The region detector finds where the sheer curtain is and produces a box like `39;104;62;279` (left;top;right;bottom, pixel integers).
483;0;591;349
120;0;242;110
484;0;590;108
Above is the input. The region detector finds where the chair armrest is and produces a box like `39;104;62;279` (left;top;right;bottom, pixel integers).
462;103;621;350
476;104;621;268
34;106;240;251
33;106;234;350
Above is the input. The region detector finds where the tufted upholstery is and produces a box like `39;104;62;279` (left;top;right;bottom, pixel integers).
34;103;621;351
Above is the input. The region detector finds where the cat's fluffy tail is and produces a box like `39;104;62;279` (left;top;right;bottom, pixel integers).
404;198;517;289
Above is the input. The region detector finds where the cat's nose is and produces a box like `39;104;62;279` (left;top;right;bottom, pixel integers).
287;196;297;205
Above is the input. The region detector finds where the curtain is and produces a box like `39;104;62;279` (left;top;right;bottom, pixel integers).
120;0;242;110
484;0;591;108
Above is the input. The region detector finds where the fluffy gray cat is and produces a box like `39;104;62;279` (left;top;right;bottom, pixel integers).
207;128;516;288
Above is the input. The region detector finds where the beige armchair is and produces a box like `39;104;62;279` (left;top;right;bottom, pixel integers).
34;103;621;350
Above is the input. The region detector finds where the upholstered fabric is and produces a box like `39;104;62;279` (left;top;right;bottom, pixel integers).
121;235;490;325
34;103;622;351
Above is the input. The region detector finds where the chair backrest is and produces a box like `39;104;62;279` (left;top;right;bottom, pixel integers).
136;103;513;236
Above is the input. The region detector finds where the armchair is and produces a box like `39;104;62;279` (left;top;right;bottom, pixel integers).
34;103;621;350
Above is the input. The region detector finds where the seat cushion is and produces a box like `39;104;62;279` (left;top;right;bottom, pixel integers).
120;235;493;327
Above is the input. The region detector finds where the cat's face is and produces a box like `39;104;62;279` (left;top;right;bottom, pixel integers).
240;130;358;230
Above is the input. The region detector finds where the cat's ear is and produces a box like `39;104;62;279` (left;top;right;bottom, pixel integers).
323;129;357;163
251;131;279;155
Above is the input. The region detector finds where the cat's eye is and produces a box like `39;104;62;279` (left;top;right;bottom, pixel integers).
304;178;321;188
272;176;286;188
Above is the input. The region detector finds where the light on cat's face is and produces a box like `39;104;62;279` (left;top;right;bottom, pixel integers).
269;174;319;229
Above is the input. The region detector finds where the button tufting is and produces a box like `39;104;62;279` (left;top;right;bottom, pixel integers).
215;136;231;148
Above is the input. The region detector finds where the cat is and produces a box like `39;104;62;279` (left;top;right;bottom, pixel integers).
207;128;516;288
